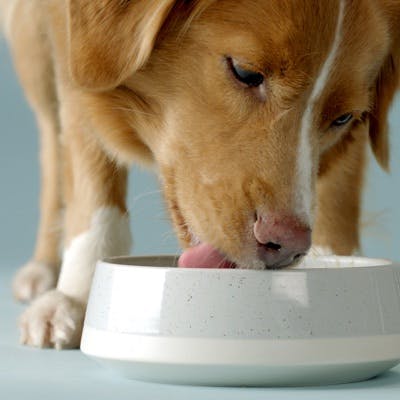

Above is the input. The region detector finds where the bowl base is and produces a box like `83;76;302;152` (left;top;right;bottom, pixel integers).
81;327;400;387
90;357;399;387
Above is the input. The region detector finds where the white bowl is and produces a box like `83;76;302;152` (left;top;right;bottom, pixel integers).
81;255;400;386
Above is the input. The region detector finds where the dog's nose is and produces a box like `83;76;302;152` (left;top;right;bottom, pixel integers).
253;214;311;268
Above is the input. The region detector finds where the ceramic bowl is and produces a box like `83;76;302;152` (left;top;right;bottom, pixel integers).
81;255;400;386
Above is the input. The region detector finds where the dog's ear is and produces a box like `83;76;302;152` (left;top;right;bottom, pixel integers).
67;0;178;90
369;2;400;171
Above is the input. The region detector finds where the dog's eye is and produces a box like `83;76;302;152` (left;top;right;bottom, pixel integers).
332;113;353;127
227;57;264;87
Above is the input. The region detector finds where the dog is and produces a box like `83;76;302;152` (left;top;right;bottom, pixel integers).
0;0;399;349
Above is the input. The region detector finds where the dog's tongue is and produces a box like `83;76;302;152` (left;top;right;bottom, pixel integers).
178;243;236;268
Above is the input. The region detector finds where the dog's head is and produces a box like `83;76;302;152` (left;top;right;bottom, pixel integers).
68;0;399;269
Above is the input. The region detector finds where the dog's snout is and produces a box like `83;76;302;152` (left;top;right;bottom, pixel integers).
253;214;311;268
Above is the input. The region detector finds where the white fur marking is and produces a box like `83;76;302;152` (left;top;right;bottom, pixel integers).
57;207;132;302
296;1;345;225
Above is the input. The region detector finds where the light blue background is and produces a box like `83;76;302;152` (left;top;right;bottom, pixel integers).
1;34;400;399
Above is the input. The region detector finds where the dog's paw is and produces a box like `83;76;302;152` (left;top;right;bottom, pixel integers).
19;289;85;349
13;261;59;303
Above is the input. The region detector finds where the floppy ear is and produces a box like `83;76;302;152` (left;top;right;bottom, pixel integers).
67;0;177;90
369;3;400;171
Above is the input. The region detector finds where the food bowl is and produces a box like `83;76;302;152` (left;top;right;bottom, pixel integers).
81;255;400;386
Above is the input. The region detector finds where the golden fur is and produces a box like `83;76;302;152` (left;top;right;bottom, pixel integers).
1;0;399;348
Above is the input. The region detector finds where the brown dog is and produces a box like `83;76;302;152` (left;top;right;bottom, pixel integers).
1;0;399;349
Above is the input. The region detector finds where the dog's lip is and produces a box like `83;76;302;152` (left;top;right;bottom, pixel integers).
178;242;237;269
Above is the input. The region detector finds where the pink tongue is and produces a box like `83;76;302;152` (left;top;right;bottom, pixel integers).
178;243;236;269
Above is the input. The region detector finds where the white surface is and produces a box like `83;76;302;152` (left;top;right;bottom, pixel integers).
81;327;400;386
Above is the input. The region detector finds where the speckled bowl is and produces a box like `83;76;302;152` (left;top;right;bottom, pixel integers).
81;255;400;386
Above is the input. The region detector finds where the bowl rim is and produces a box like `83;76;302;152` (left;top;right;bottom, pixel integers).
99;254;396;272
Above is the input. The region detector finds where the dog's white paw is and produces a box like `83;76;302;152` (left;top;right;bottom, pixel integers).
19;289;85;349
13;261;59;303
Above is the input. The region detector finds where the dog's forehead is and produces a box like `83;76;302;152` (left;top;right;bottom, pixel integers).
202;1;339;66
199;0;388;82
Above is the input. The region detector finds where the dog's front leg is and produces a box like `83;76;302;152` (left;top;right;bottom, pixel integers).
313;127;368;255
19;112;132;349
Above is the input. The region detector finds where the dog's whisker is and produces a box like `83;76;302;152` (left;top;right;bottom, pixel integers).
129;189;162;206
161;231;177;242
216;254;231;269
